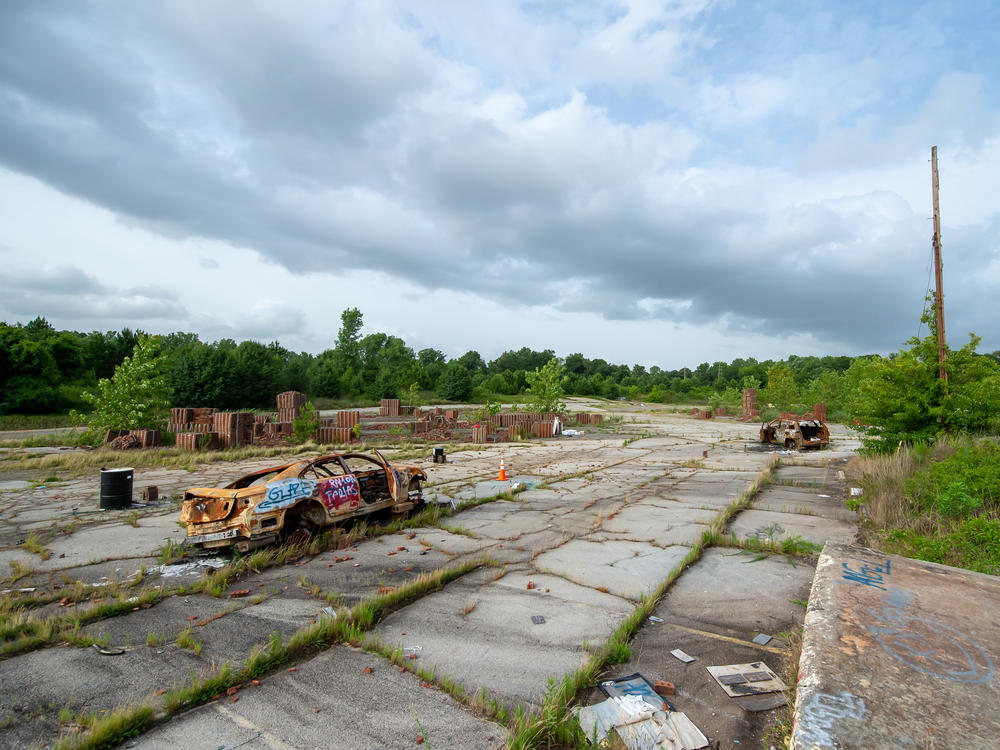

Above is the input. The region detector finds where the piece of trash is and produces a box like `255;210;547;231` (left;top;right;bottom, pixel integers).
362;666;372;674
526;581;536;590
752;633;772;646
649;616;663;623
598;673;674;712
321;606;337;619
707;662;787;712
404;646;422;658
850;487;863;497
92;644;125;656
226;686;238;696
229;589;250;598
419;550;428;555
653;680;675;696
577;695;708;749
531;615;546;625
671;649;696;663
818;494;831;498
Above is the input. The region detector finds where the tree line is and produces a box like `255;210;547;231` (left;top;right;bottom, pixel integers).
4;306;1000;453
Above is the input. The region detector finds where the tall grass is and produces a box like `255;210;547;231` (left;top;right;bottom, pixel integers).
848;437;1000;575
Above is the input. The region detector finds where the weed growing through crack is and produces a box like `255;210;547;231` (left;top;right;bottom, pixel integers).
23;533;51;561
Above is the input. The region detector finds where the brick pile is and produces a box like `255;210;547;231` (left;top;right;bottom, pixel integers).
316;426;356;443
212;412;255;448
336;411;360;428
168;407;216;434
277;391;306;423
129;429;160;447
532;421;555;438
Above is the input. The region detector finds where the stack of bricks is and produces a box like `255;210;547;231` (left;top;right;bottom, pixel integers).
714;405;727;416
317;426;356;443
128;429;160;447
167;407;216;434
212;412;255;448
379;399;401;417
337;411;360;428
444;409;460;421
276;391;306;424
575;413;602;425
741;389;759;421
175;432;199;451
471;424;489;444
532;421;555;438
813;403;827;421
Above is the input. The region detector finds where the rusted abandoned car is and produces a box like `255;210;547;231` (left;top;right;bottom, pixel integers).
180;450;426;552
760;416;829;450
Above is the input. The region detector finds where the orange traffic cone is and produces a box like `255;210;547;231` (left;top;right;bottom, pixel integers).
498;457;507;481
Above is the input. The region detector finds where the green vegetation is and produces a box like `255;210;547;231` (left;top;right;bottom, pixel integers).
292;400;321;442
850;437;1000;575
523;358;567;414
72;336;171;436
843;301;1000;452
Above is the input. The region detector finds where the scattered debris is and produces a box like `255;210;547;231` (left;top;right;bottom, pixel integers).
671;649;696;663
526;580;536;590
229;589;250;599
598;673;673;712
531;615;546;625
648;615;663;623
577;695;708;750
321;606;337;619
362;666;373;674
706;662;787;712
850;487;864;497
653;681;675;697
751;633;772;646
92;644;125;656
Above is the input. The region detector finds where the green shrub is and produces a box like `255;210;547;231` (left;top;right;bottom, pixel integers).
906;441;1000;515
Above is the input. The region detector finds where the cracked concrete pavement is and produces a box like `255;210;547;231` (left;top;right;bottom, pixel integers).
0;404;861;748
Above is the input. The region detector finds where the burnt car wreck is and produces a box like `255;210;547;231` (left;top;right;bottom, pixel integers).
180;450;426;552
760;416;830;450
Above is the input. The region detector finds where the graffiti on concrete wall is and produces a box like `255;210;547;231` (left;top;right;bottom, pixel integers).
796;691;866;748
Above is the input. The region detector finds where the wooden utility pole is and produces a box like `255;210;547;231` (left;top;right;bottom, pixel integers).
931;146;947;385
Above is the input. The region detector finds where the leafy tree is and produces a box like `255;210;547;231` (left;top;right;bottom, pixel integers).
761;364;798;412
293;401;320;442
457;350;487;373
845;300;1000;451
75;336;171;434
437;363;473;401
525;358;567;413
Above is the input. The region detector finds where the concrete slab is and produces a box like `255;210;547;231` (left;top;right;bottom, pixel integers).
132;645;506;750
656;548;815;635
601;502;716;546
374;569;632;709
794;543;1000;750
751;485;857;521
0;643;203;748
532;539;691;601
773;464;844;491
728;508;857;547
33;512;181;571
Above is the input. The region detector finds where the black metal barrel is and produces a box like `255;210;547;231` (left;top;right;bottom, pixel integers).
100;467;133;509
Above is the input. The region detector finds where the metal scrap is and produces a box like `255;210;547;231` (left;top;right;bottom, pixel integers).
577;695;709;750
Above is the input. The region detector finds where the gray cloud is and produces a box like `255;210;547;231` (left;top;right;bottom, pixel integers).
0;2;997;356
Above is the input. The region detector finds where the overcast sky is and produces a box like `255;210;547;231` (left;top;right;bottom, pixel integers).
1;1;997;368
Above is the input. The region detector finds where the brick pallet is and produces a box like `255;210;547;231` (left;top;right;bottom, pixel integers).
380;399;401;417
